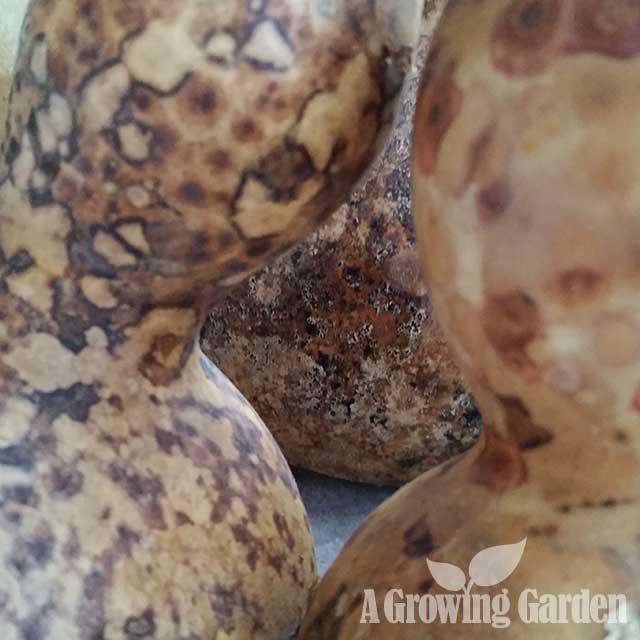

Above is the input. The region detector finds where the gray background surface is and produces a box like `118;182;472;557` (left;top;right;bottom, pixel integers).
294;470;395;575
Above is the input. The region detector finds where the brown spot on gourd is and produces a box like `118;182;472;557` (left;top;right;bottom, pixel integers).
189;87;216;114
258;142;315;198
139;334;186;385
417;579;434;594
269;552;284;575
2;486;39;510
107;394;124;411
404;521;436;557
231;524;262;571
551;267;606;305
37;383;101;423
79;1;99;25
48;53;71;93
116;525;142;555
153;125;177;156
567;0;640;59
615;429;630;443
54;171;83;201
133;89;153;113
483;291;540;371
212;191;230;205
76;156;94;176
12;527;56;574
206;149;232;172
83;569;107;600
78;46;99;64
527;524;558;537
499;395;553;450
108;465;167;530
492;0;563;76
414;61;462;177
217;230;236;251
178;181;206;207
477;178;512;224
64;30;78;47
472;430;528;492
232;117;262;143
175;511;194;526
154;428;183;454
102;158;119;179
48;466;84;498
177;74;222;122
273;511;296;550
145;221;213;268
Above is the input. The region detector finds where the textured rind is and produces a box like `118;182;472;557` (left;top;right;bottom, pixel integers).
0;0;418;638
301;0;640;637
202;0;481;486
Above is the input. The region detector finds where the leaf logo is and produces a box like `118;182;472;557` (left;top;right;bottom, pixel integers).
469;539;527;588
427;539;527;594
426;559;466;592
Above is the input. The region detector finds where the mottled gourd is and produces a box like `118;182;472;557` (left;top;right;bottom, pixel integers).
0;0;420;637
300;1;640;638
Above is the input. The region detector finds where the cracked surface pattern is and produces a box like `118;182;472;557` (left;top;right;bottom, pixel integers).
0;0;420;637
202;0;481;486
301;1;640;637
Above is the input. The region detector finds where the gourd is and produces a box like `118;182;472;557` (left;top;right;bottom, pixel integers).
0;0;418;637
202;0;480;486
300;0;640;637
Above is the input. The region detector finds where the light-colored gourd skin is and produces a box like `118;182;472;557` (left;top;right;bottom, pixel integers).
300;0;640;637
0;0;418;638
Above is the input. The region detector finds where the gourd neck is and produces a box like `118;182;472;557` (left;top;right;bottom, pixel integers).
472;388;640;509
0;181;206;392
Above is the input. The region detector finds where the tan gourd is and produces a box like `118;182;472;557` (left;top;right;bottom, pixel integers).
0;0;418;637
300;1;640;637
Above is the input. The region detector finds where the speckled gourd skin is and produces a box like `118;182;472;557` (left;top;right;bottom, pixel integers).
202;2;480;487
300;1;640;637
0;0;418;637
